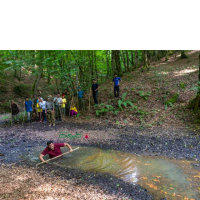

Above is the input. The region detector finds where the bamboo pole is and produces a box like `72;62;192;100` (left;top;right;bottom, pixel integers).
36;147;79;166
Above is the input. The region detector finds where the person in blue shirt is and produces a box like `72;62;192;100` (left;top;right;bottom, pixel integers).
112;74;122;97
78;87;85;110
25;97;33;123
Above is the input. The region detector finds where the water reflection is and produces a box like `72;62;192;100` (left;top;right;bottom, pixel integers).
22;146;199;200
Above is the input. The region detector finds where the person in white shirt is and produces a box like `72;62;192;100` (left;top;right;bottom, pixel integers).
39;98;47;122
53;93;62;121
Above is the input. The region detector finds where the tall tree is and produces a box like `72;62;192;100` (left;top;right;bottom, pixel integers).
113;50;122;76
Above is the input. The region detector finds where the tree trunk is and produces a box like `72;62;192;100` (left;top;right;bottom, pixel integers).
94;51;98;81
131;50;134;68
32;65;43;97
113;50;122;76
111;50;115;75
32;51;43;97
165;50;168;61
147;50;151;65
134;50;138;69
199;50;200;81
181;50;187;58
142;50;148;71
121;51;127;71
106;50;110;77
126;50;130;72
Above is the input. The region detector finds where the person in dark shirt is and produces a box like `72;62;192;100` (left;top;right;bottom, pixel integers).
39;141;73;162
91;79;99;104
112;74;122;97
11;100;20;123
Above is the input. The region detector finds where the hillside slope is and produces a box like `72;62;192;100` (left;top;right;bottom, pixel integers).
0;50;199;129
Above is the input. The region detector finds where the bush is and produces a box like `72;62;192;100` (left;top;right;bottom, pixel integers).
94;103;114;117
0;86;8;94
13;84;30;97
0;102;10;113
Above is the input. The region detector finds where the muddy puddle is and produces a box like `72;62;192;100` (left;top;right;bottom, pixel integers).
21;146;200;200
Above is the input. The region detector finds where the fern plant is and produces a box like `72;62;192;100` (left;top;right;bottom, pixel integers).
118;93;137;111
95;103;114;117
139;91;151;100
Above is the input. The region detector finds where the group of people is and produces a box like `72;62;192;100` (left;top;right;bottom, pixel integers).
11;91;80;126
10;75;122;125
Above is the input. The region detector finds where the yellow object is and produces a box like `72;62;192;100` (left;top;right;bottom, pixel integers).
70;107;78;113
61;98;66;108
36;103;42;112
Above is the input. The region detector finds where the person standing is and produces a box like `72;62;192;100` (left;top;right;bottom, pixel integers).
92;79;99;104
45;97;55;126
25;97;33;123
30;95;37;119
36;97;43;122
78;87;85;110
53;93;62;121
39;98;47;122
11;100;20;123
112;74;122;97
61;95;66;118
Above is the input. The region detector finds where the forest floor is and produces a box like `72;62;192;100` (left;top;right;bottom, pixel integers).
0;51;200;200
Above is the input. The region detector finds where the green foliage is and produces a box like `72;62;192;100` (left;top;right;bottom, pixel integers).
190;82;200;94
116;121;121;125
118;93;137;111
121;92;127;101
164;93;179;106
114;110;119;115
13;84;30;97
136;109;149;116
95;103;114;117
0;102;10;113
180;82;186;89
0;86;8;94
139;91;151;100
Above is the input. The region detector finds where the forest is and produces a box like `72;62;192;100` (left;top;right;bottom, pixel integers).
0;50;200;200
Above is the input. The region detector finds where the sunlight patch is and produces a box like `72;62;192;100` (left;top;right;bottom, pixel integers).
174;69;198;77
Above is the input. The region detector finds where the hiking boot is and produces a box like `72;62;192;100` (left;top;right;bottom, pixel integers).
49;123;52;127
53;123;55;126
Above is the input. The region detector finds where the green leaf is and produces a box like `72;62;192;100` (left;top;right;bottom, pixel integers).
122;92;127;101
96;110;99;117
116;121;121;125
118;99;123;110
